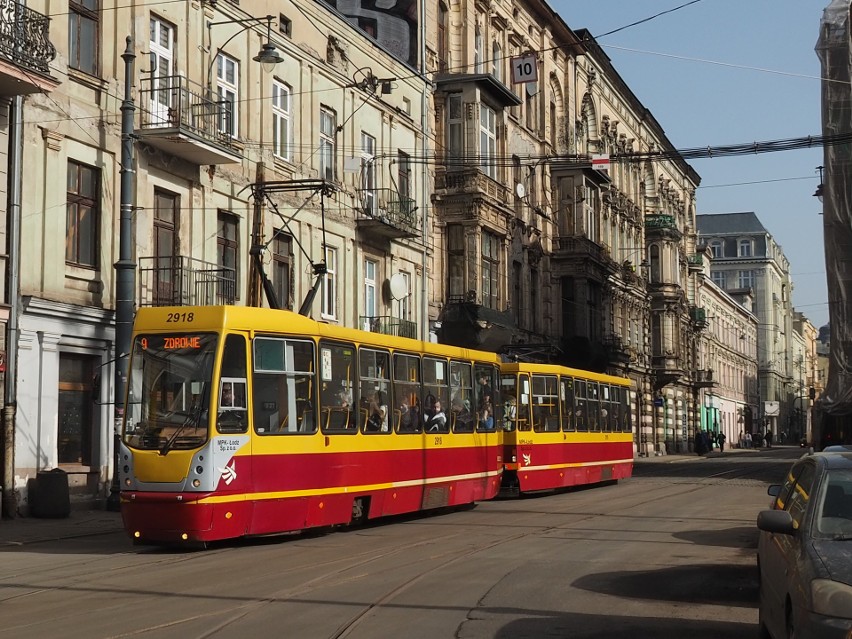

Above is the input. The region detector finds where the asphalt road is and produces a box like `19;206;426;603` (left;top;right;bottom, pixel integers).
0;448;800;639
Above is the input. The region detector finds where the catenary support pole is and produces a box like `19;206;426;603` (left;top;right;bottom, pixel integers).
107;37;136;511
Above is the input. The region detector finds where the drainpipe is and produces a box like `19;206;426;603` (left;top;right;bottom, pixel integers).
419;0;429;341
3;96;23;519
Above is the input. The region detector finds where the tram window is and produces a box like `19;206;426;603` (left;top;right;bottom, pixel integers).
423;357;449;433
360;349;390;433
600;384;612;432
393;352;421;433
516;375;532;432
561;377;575;431
474;364;497;431
532;375;559;432
575;380;588;431
501;375;518;431
252;338;316;435
587;381;600;431
622;387;632;432
450;361;475;433
217;334;248;434
319;341;357;433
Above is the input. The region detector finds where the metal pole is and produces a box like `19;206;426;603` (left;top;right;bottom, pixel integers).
107;37;136;511
2;95;23;519
419;0;429;342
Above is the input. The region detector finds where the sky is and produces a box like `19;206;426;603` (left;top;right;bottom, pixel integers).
551;0;829;328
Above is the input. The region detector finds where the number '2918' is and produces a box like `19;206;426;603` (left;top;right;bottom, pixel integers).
166;312;194;323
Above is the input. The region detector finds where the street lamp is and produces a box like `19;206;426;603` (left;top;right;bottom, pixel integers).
813;165;824;202
206;15;283;88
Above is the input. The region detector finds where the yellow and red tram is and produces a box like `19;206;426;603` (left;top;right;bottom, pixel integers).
119;306;504;543
499;362;634;494
118;306;635;544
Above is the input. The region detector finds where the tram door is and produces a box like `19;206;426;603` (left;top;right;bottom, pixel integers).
215;334;252;532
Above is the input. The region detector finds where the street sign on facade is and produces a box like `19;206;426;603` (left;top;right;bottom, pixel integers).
511;53;538;84
592;154;610;173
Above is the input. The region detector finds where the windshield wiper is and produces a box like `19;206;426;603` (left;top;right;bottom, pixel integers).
160;405;204;456
832;533;852;541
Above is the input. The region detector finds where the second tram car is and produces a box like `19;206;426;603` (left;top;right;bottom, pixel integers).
499;363;634;494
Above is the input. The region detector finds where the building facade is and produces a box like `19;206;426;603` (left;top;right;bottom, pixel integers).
697;212;797;442
8;0;429;512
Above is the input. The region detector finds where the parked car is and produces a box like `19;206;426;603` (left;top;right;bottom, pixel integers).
757;451;852;638
823;445;852;453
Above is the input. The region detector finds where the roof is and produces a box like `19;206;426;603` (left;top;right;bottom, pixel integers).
696;212;768;235
819;451;852;468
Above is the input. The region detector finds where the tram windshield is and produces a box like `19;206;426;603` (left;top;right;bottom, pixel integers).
123;333;217;452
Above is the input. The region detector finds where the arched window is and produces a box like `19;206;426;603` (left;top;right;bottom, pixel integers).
491;41;502;81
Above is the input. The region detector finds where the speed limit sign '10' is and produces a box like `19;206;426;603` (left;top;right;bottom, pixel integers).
511;53;538;85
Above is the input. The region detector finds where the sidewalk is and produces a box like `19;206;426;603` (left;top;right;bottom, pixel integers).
0;509;124;546
634;443;786;463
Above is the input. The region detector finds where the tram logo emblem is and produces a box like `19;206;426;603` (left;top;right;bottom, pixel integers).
522;453;531;466
219;460;237;485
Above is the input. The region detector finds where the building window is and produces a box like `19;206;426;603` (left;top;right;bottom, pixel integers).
320;106;336;181
149;17;175;125
362;132;376;214
321;246;337;319
447;94;463;163
711;270;725;288
272;230;292;309
738;270;755;289
279;14;292;37
738;238;752;257
398;150;411;200
153;189;178;304
69;0;99;76
710;239;723;258
216;53;239;136
525;83;537;131
217;210;239;301
66;160;100;268
492;41;502;81
447;224;465;298
549;98;557;148
482;230;500;309
272;81;291;161
474;26;483;73
480;103;497;180
438;2;449;72
398;271;411;320
364;259;377;323
530;266;539;332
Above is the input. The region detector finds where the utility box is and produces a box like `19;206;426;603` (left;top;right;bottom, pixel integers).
31;468;71;518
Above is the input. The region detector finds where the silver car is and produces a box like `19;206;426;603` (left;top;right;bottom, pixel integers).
757;452;852;638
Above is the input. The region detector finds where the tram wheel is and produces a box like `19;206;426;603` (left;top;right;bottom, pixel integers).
351;497;370;526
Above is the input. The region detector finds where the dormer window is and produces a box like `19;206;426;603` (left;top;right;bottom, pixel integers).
738;238;752;257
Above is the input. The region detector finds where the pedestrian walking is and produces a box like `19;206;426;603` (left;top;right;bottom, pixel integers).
765;429;773;448
718;431;727;453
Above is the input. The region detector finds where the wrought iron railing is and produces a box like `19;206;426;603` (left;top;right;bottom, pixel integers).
361;188;419;234
138;255;236;307
0;0;56;74
645;214;677;230
137;74;237;152
359;315;418;339
688;253;704;268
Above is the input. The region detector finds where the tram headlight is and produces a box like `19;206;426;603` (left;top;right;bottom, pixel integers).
123;465;129;473
195;466;204;475
192;479;201;488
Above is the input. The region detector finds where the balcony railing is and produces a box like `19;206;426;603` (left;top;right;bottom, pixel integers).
360;315;418;339
358;188;419;237
136;74;241;164
645;214;676;230
693;368;715;387
138;255;236;307
688;254;704;270
0;0;56;74
690;305;708;327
